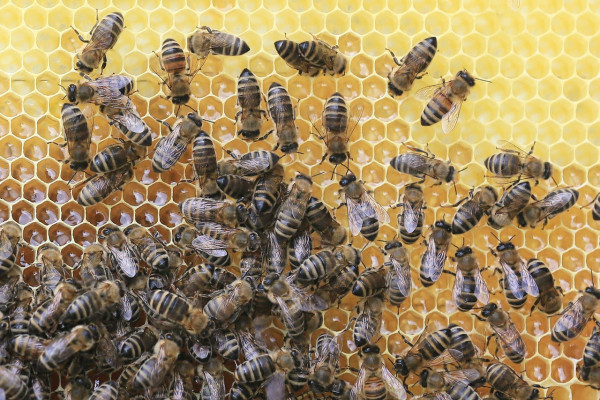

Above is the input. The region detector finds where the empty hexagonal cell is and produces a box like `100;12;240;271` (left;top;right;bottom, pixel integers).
47;181;71;205
36;201;59;226
0;178;21;203
83;204;109;228
0;135;22;161
47;223;71;247
158;203;182;228
72;223;96;247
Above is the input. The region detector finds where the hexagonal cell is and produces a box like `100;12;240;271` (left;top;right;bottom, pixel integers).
37;159;61;184
47;181;71;205
109;203;134;227
23;222;47;247
0;179;21;203
47;223;71;247
59;202;84;227
10;158;35;182
36;201;59;226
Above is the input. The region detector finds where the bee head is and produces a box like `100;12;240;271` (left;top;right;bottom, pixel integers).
516;211;528;227
384;241;402;251
362;344;380;354
585;286;600;299
481;302;497;317
445;165;456;182
339;173;356;187
67;84;78;102
280;142;299;153
496;241;515;252
419;369;429;387
329;152;347;164
542;162;553;180
455;246;472;258
187;113;203;127
434;220;451;232
387;80;404;97
394;358;409;376
247;231;260;251
238;129;260;139
172;94;190;105
458;70;475;86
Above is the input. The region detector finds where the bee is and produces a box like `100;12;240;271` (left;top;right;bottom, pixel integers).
60;103;92;172
216;175;254;199
578;364;600;391
451;246;489;311
199;358;226;400
203;278;254;325
9;283;34;335
259;230;286;277
486;361;543;400
266;82;299;153
551;283;600;343
449;186;497;234
124;224;170;272
295;248;337;287
170;360;196;400
102;97;153;147
0;221;22;277
141;289;211;335
317;92;353;168
236;68;267;139
191;130;218;184
419;369;482;392
192;222;260;257
447;324;478;365
214;329;240;360
31;374;52;400
61;280;121;324
395;183;426;245
289;227;312;270
252;163;285;213
478;303;527;363
419;220;452;287
218;150;281;177
353;296;384;348
275;175;313;242
234;331;295;384
488;181;532;229
491;238;539;309
88;381;118;400
484;141;553;183
77;243;111;287
390;144;459;186
38;324;99;372
118;326;158;362
67;74;133;108
306;196;347;246
29;281;78;336
323;264;360;305
152;113;204;173
131;336;180;392
416;69;478;133
298;35;347;76
527;258;562;315
155;38;196;105
9;334;50;361
187;26;250;58
339;173;390;241
0;365;29;400
274;39;321;76
517;188;579;228
180;197;245;227
351;344;407;400
35;243;67;298
308;332;341;393
76;164;133;206
386;37;437;97
173;224;232;266
352;267;387;298
383;240;412;307
98;224;139;279
72;11;124;73
175;263;236;297
229;381;261;400
583;325;600;367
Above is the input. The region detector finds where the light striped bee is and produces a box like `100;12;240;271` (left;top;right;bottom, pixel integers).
488;181;532;229
419;220;452;287
351;344;407;400
396;183;426;245
517;188;579;228
90;141;146;174
267;82;299;154
451;246;489;311
60;103;91;173
72;11;124;73
478;303;527;364
76;164;133;206
484;141;553;183
67;74;133;110
298;35;347;76
187;26;250;58
236;68;267;139
387;37;437;97
152;113;203;173
98;224;138;279
274;39;321;76
155;38;197;105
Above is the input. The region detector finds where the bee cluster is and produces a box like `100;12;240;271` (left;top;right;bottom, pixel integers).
0;5;598;400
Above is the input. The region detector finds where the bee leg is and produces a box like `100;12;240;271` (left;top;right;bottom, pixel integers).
255;130;274;142
200;25;213;33
70;25;89;43
385;48;402;66
100;54;107;75
415;72;428;79
529;297;541;316
442;270;456;276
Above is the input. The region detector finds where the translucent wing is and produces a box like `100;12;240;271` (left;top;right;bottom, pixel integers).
110;107;148;134
395;153;431;178
0;230;14;258
172;373;185;399
91;75;134;94
284;275;328;311
85;29;118;52
403;197;423;233
191;235;228;257
382;362;408;400
452;268;465;308
265;372;286;400
350;364;367;400
360;191;390;224
438;369;482;386
345;195;364;236
474;268;490;305
494;316;527;358
107;243;138;278
391;257;411;297
235;157;273;176
422;237;448;282
554;297;586;337
441;99;463;134
516;258;539;297
204;371;226;400
424;349;466;368
500;259;527;300
495;140;530;156
152;125;192;171
535;190;577;222
415;83;444;101
411;394;452;400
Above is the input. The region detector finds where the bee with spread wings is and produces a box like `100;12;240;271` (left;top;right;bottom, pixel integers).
351;344;407;400
517;188;579;229
479;303;527;363
218;150;281;177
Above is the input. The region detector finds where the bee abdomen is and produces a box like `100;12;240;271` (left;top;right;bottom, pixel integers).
323;92;348;134
161;38;186;74
421;94;452;126
62;291;101;323
583;330;600;367
238;68;261;108
360;217;379;242
455;275;478;311
89;381;119;400
193;131;218;180
234;355;275;383
352;269;386;298
503;276;527;309
419;329;452;360
217;175;254;199
363;377;386;400
296;250;335;285
484;153;521;177
451;207;482;235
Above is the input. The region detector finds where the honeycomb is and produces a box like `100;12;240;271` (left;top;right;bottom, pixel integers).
0;0;599;398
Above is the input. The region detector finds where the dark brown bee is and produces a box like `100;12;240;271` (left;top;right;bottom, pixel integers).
390;144;459;185
488;181;532;229
517;188;579;228
552;285;600;343
124;224;170;271
203;278;254;326
417;69;477;133
353;296;383;348
60;103;91;172
478;303;527;363
191;129;218;184
234;330;295;384
76;164;133;206
152;113;203;173
117;326;158;362
419;220;452;287
172;224;231;266
484;141;553;183
352;267;387;298
38;324;99;372
9;334;50;361
339;173;390;242
72;11;124;73
141;290;211;335
29;282;78;336
155;38;196;105
252;163;285;214
396;183;426;245
387;37;437;97
192;222;260;257
0;365;29;400
492;239;539;309
229;381;261;400
216;175;254;199
486;361;543;400
578;364;600;391
9;283;34;335
175;263;236;297
351;344;407;400
449;186;497;234
451;246;489;311
527;258;562;314
0;221;21;277
218;150;280;177
187;26;250;58
298;35;347;76
98;224;139;279
447;324;478;364
179;197;245;227
384;240;412;307
90;141;146;174
323;264;360;305
306;197;346;246
61;280;121;324
317;92;353;168
88;381;118;400
198;358;226;400
274;39;321;76
214;329;240;360
130;337;180;392
275;175;313;242
583;326;600;367
266;82;299;153
236;68;267;139
67;74;133;110
309;332;341;393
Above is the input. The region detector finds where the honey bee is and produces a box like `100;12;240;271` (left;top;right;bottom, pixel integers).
0;221;22;277
351;344;407;400
353;296;384;348
263;230;288;277
67;74;133;108
203;278;254;325
323;264;360;305
419;220;452;287
448;186;497;234
77;243;110;287
180;197;245;227
486;361;543;400
60;103;91;172
192;222;260;257
154;38;197;105
306;197;347;246
419;369;482;392
236;68;267;139
131;336;180;392
198;358;226;400
152;113;204;173
229;381;261;400
294;248;336;287
578;364;600;391
61;280;121;324
36;243;67;298
339;173;390;241
416;69;478;133
29;281;78;336
170;360;196;400
266;82;299;153
117;326;158;362
308;332;341;393
175;263;236;297
289;228;313;270
316;92;354;169
141;289;211;335
38;324;99;372
214;329;240;360
64;374;92;400
31;374;52;400
390;144;459;186
234;331;295;385
485;141;553;183
383;240;412;307
447;324;478;365
387;37;437;97
299;35;347;76
125;224;171;272
76;164;133;206
451;246;489;311
216;175;254;199
478;303;527;363
187;26;250;58
9;334;49;361
488;181;532;229
527;258;562;315
172;224;231;266
395;183;426;245
0;365;28;400
191;130;218;184
102;97;153;147
352;267;387;298
252;163;285;213
72;11;124;73
491;238;539;309
275;175;313;242
551;282;600;343
583;325;600;367
118;291;141;323
9;283;34;335
98;224;139;279
517;188;579;228
274;39;321;76
218;150;281;177
88;381;118;400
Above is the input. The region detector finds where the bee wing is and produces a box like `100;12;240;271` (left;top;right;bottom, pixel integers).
345;196;364;236
412;394;452;400
84;33;117;53
191;235;228;257
382;362;408;400
517;259;539;297
204;371;226;400
350;364;367;400
439;369;481;386
360;191;390;224
284;275;328;311
152;125;191;171
264;372;286;400
495;140;530;156
554;297;586;337
403;198;422;233
0;230;14;256
441;99;463;134
107;244;139;278
391;258;412;297
535;191;577;223
236;157;271;176
422;237;447;282
110;107;148;134
500;259;527;300
425;349;465;368
474;268;490;305
492;316;526;355
415;83;444;101
119;294;136;320
452;268;465;308
172;374;185;399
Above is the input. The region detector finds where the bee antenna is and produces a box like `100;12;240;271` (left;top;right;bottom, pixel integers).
508;234;516;242
67;171;79;185
311;171;325;178
182;103;196;113
475;77;492;83
450;242;459;249
488;230;501;243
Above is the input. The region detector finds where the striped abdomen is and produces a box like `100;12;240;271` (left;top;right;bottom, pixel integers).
267;83;294;125
419;328;452;360
386;269;409;306
216;331;239;360
448;324;476;362
363;376;386;400
455;273;478;311
583;329;600;367
296;250;335;285
210;31;249;55
446;382;481;400
360;217;379;242
484;153;521;177
275;203;308;243
9;308;30;335
0;366;28;400
217;175;253;198
404;37;437;74
0;246;18;277
399;212;424;244
61;103;91;170
252;164;284;213
131;356;158;391
90;144;128;173
147;290;189;323
323;92;348;134
234;354;275;383
237;68;261;109
421;89;455;126
77;166;132;206
193;131;217;181
352;269;386;298
503;270;527;309
62;291;102;323
89;381;118;400
162;38;186;74
90;12;124;51
451;199;484;234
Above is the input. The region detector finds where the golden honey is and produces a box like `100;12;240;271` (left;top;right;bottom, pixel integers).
0;0;598;398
